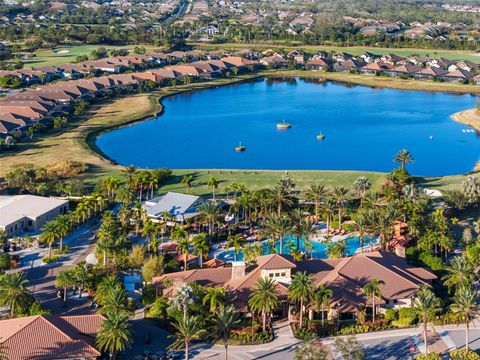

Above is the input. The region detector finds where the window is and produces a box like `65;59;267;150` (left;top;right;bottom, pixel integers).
281;273;286;277
28;220;32;226
275;273;280;277
269;273;274;278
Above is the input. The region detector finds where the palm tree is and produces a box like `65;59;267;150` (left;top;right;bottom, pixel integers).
314;285;333;327
305;183;329;222
192;233;209;268
96;313;132;360
40;221;59;259
394;149;414;172
171;316;206;360
181;175;194;193
198;202;223;237
352;212;370;253
269;184;293;215
442;256;475;293
264;214;291;255
0;272;31;317
321;197;336;234
211;306;240;360
122;165;137;185
372;205;400;250
171;283;195;322
450;286;478;351
94;275;121;306
353;177;371;205
203;287;226;312
177;236;191;272
363;278;384;322
100;287;132;317
248;277;280;332
292;218;312;254
289;272;314;329
413;286;441;355
55;269;76;305
226;234;243;262
333;186;349;230
208;177;219;202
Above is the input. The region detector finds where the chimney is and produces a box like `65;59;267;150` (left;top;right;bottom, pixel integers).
231;261;246;280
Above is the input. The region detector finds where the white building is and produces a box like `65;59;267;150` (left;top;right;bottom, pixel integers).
0;195;69;235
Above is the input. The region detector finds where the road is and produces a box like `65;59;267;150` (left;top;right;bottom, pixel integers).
12;219;100;314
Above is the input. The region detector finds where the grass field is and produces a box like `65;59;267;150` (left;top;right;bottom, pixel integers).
193;42;480;63
1;69;477;195
23;44;158;67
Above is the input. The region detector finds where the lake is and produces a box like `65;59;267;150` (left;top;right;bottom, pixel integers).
96;77;480;176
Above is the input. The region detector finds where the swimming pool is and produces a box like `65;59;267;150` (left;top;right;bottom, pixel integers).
216;235;377;262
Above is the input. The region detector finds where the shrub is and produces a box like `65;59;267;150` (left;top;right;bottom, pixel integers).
384;309;398;322
146;297;169;320
0;253;11;272
416;353;442;360
450;349;480;360
141;284;156;305
42;255;60;264
398;307;417;321
433;312;464;325
419;252;444;272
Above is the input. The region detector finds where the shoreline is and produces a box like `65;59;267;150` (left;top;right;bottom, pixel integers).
2;69;480;191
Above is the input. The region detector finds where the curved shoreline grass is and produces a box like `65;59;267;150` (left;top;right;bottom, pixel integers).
2;69;479;193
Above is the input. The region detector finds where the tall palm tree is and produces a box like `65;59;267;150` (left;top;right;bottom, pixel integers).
122;165;137;185
450;286;478;351
363;278;384;322
269;184;293;215
226;234;243;262
211;306;240;360
264;214;291;255
192;233;209;268
203;287;226;312
321;197;336;234
208;177;219;202
198;202;223;237
40;221;59;259
413;286;441;355
100;287;132;317
305;183;329;223
333;186;349;230
0;272;31;317
181;175;194;193
394;149;414;172
94;275;122;306
314;285;333;327
171;316;206;360
372;205;400;250
352;212;370;253
248;277;280;332
292;218;312;253
289;271;314;329
353;177;371;205
442;256;475;293
55;215;71;252
96;313;132;360
55;269;76;305
178;236;191;272
171;283;195;322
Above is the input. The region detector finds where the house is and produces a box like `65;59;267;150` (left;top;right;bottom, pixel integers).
384;64;422;77
440;69;475;83
260;55;289;69
153;252;436;320
196;24;220;37
333;59;367;72
359;61;394;75
0;314;104;360
0;195;69;236
360;52;380;63
380;54;406;65
142;192;208;223
221;56;256;69
413;66;448;80
305;58;332;71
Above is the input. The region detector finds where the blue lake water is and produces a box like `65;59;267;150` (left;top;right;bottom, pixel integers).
96;78;480;176
216;236;376;262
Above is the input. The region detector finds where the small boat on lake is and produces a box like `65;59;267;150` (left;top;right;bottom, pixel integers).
276;120;292;130
235;141;246;152
316;132;326;140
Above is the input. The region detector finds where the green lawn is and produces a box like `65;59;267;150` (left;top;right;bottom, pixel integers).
192;42;480;62
22;44;158;67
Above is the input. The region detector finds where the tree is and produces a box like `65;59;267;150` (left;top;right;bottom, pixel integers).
353;177;371;204
352;212;370;252
178;236;191;272
100;287;132;317
0;272;32;317
171;283;195;322
413;286;441;355
248;277;280;332
94;275;122;306
181;175;194;193
314;284;333;327
129;245;146;269
462;175;480;206
40;220;60;259
264;214;291;255
198;202;223;237
96;313;132;360
55;269;76;305
211;305;240;360
394;149;414;172
333;186;349;230
192;233;209;268
226;234;242;262
305;183;329;222
362;278;384;322
142;255;164;282
203;287;226;312
208;177;219;201
450;286;478;351
294;340;328;360
170;316;206;360
334;335;365;360
289;271;314;329
442;256;475;293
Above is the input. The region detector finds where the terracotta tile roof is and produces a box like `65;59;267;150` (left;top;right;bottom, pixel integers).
176;253;199;262
417;67;448;76
204;258;227;268
256;254;296;270
391;64;422;74
221;56;255;67
0;315;103;360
